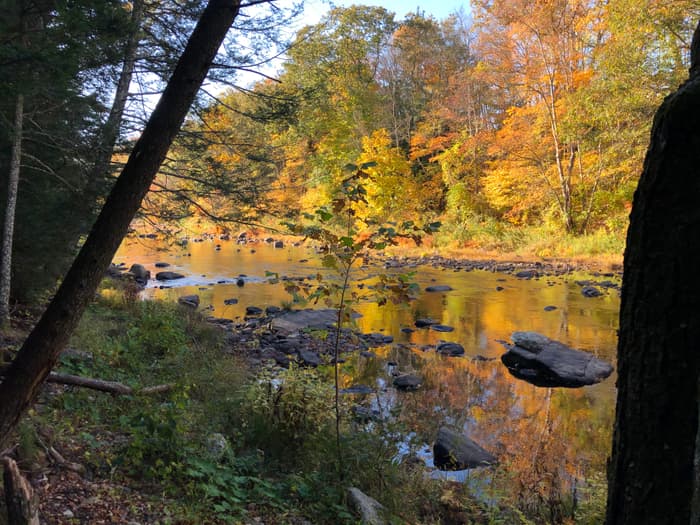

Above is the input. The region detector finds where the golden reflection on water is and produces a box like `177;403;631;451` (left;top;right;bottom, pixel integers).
117;237;618;498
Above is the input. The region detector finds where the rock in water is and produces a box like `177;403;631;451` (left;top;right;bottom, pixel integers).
155;271;185;281
272;309;339;333
347;487;388;525
436;342;465;356
245;306;263;316
425;285;453;292
581;285;603;297
128;263;150;281
178;295;199;308
393;374;422;390
433;426;496;470
500;331;613;387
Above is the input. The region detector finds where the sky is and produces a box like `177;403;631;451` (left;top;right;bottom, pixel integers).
301;0;470;24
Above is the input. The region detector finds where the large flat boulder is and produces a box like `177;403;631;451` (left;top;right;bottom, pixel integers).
433;426;496;470
271;309;339;332
500;331;613;388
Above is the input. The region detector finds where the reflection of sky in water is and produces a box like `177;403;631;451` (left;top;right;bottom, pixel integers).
117;237;619;491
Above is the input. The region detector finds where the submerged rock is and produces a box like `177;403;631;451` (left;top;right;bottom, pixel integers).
433;426;496;471
415;318;438;328
431;324;454;333
500;331;613;388
425;285;453;292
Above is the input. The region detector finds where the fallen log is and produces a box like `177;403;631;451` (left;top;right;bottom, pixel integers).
2;456;40;525
0;365;173;396
45;372;174;396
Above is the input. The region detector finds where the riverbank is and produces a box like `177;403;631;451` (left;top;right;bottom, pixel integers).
0;282;503;524
1;266;611;524
128;216;626;274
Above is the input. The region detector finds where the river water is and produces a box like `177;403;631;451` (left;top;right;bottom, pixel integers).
117;236;619;502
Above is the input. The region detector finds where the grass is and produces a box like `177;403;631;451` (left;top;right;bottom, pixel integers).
385;221;625;272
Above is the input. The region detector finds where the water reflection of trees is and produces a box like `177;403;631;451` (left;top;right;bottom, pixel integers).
342;344;613;522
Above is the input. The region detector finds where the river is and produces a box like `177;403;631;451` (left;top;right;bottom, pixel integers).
116;235;619;508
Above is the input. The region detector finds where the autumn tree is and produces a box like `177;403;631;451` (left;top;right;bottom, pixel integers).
276;6;396;211
473;0;605;232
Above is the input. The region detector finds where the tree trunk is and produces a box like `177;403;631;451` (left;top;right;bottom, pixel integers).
606;21;700;525
0;94;24;326
2;456;39;525
0;0;242;447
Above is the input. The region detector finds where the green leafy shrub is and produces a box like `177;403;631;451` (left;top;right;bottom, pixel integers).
126;301;189;357
238;364;339;462
117;389;191;481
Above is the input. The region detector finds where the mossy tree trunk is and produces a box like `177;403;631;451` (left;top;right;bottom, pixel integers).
606;20;700;525
0;0;242;446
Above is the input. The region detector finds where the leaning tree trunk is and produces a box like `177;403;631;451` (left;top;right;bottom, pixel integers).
606;21;700;525
0;94;24;326
0;0;242;446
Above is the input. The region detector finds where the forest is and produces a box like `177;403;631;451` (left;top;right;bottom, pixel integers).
1;0;699;523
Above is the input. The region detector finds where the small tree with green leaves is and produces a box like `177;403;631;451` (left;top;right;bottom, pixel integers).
284;161;440;481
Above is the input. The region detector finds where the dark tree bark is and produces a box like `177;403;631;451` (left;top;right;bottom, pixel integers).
606;21;700;525
0;0;242;446
2;456;39;525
